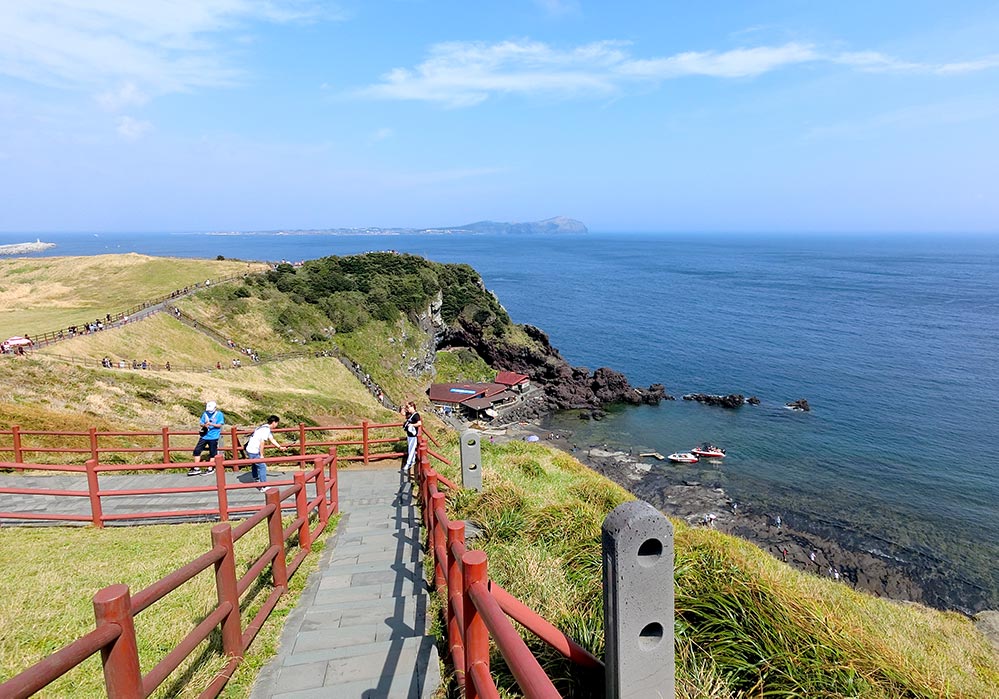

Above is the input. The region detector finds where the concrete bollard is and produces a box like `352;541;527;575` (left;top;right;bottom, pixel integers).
459;430;482;492
602;500;675;699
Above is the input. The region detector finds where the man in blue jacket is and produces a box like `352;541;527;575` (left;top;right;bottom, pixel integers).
189;400;225;475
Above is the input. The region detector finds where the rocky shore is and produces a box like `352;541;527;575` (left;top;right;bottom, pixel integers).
485;417;996;625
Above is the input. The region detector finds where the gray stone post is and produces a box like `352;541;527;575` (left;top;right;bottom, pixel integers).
459;430;483;492
602;500;675;699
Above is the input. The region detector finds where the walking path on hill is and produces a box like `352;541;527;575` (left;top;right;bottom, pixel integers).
251;467;440;699
0;466;442;698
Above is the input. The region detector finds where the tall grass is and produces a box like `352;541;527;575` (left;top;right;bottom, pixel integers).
431;438;999;698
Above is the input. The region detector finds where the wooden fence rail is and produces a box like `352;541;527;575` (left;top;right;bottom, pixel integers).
413;435;604;699
0;451;338;699
0;420;408;467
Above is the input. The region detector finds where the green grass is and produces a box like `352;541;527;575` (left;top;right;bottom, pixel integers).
429;436;999;698
0;255;267;337
0;516;338;698
434;347;495;383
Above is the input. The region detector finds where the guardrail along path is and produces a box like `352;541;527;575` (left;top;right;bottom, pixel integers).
251;466;440;699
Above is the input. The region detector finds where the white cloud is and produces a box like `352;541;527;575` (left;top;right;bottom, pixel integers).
356;39;999;107
621;43;818;79
0;1;337;97
96;82;149;111
117;115;153;141
370;127;394;142
933;54;999;75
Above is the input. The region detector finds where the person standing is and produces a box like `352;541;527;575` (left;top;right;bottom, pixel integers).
402;402;422;475
246;415;287;490
189;401;224;475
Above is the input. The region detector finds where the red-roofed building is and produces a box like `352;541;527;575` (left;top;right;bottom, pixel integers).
494;371;530;389
427;378;523;420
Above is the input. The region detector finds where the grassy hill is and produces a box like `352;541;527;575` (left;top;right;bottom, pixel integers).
0;254;267;337
1;254;997;698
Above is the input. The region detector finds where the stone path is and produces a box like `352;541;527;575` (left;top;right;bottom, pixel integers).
0;466;442;698
250;467;440;699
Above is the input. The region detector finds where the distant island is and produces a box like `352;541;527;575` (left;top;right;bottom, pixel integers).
210;216;588;237
0;239;55;256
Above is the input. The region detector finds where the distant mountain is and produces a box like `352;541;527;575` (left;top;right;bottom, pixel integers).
236;216;587;237
452;217;588;235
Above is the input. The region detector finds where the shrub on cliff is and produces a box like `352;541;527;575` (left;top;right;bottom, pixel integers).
258;253;511;338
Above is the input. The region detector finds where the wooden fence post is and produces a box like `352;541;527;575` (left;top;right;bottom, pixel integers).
12;425;23;464
327;448;339;514
361;421;370;464
298;423;306;461
92;584;143;699
463;550;489;699
89;427;99;462
447;520;466;690
266;490;289;590
211;525;243;660
214;455;229;522
85;458;103;529
294;471;311;552
230;426;240;467
161;427;170;464
432;492;447;589
315;457;329;525
424;471;438;551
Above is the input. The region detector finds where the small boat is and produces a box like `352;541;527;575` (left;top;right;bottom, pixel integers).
691;443;726;459
667;452;699;464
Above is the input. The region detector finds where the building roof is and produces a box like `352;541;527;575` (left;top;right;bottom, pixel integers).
428;382;517;407
427;383;487;404
495;371;530;386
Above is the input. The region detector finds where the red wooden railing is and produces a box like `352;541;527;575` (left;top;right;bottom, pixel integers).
0;453;338;699
412;435;603;698
0;422;442;526
0;421;409;467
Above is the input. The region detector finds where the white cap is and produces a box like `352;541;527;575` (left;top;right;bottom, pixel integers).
206;401;217;412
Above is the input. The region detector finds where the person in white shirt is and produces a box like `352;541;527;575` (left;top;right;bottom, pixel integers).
246;415;287;488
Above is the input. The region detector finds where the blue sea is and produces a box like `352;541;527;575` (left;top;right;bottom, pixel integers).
4;231;998;610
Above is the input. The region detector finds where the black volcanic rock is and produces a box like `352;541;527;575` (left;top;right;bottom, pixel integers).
786;398;811;411
747;396;761;405
440;320;661;410
682;393;746;409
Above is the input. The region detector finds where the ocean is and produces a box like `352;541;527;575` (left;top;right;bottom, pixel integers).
4;230;997;610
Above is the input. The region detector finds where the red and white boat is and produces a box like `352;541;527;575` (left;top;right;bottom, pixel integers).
691;443;726;459
667;452;699;464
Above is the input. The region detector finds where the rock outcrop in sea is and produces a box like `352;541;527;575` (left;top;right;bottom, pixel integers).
441;318;665;411
682;393;746;408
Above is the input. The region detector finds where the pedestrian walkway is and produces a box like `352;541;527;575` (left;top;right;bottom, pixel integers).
0;469;273;523
250;466;441;699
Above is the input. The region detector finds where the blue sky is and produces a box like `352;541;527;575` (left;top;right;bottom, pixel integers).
1;1;997;233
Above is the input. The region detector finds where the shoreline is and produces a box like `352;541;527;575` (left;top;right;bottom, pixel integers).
489;417;993;618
